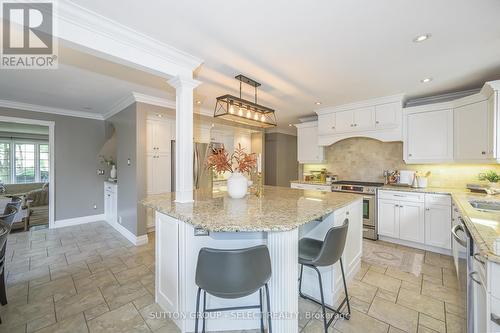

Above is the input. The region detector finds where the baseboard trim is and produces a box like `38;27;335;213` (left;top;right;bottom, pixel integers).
53;214;105;228
378;236;452;256
106;219;149;246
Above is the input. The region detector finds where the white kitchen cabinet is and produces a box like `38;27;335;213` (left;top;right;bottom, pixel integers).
104;182;117;224
147;153;171;194
296;121;324;163
353;106;375;131
334;110;354;133
398;202;425;243
454;100;491;161
194;124;211;143
147;119;173;153
424;204;452;249
375;103;400;128
404;108;454;163
317;113;336;135
378;199;399;238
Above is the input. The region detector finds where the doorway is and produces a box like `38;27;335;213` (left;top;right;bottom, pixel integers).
0;116;55;230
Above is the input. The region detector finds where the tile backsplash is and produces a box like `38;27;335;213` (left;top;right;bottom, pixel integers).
303;137;500;189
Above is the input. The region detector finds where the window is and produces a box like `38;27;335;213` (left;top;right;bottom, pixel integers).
0;139;49;184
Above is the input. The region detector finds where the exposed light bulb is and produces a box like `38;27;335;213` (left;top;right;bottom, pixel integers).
238;108;243;116
254;113;259;120
261;115;265;122
229;106;234;114
246;110;251;118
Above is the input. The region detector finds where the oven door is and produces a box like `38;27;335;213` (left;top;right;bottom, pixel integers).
363;195;375;226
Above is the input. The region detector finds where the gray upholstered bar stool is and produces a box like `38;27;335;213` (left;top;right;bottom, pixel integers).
194;245;272;333
298;219;351;333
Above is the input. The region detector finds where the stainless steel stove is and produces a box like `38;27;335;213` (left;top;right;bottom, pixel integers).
331;181;384;240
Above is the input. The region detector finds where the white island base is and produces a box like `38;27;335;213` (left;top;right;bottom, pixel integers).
154;199;362;333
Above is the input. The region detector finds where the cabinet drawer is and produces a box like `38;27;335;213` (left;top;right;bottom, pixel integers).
425;193;451;206
378;190;424;203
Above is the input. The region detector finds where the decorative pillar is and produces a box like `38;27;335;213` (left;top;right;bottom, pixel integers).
267;229;299;333
167;76;201;203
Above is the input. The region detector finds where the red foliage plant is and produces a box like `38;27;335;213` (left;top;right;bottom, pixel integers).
205;144;257;175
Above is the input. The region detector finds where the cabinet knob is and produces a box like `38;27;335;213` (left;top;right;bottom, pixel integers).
481;151;486;155
331;126;335;129
376;121;380;124
426;208;430;211
346;211;349;215
408;153;412;157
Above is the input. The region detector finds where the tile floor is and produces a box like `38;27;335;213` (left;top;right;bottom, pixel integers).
0;222;465;333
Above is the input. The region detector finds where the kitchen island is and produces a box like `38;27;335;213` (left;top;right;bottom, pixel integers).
142;186;363;333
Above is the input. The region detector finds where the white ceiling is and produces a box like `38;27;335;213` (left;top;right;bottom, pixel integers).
0;122;49;135
2;0;500;133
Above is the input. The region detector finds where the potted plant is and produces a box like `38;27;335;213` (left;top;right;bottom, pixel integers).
205;144;256;198
479;170;500;189
99;155;117;180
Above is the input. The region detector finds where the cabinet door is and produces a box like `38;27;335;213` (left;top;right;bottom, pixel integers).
297;125;324;163
155;153;172;194
146;120;156;153
375;103;400;128
398;202;425;243
472;265;488;333
378;199;399;238
424;204;452;249
353;106;375;130
454;101;489;160
335;110;354;132
104;191;112;222
318;113;336;135
406;109;453;162
147;154;155;194
155;121;172;153
488;92;498;159
343;200;363;273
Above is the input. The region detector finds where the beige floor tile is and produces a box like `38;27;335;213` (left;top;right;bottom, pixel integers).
29;276;77;302
139;302;174;331
0;296;54;328
376;288;397;303
418;325;439;333
298;297;319;328
419;313;445;333
74;270;119;293
301;318;328;333
84;302;110;321
0;323;26;333
396;288;445;321
445;312;466;333
368;264;388;274
388;326;406;333
87;302;150;333
35;313;89;333
26;311;57;333
421;281;463;306
114;265;152;284
349;296;371;314
442;268;459;290
346;279;377;304
354;262;369;280
50;261;90;280
400;280;421;293
423;274;443;286
55;288;106;321
368;297;418;333
7;265;50;286
334;309;389;333
385;266;422;285
445;302;466;319
420;264;442;279
86;257;125;274
100;280;149;310
133;293;155;310
362;270;401;293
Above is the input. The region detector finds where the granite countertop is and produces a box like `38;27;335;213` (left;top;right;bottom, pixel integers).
380;185;468;195
141;185;362;232
290;180;332;186
452;192;500;263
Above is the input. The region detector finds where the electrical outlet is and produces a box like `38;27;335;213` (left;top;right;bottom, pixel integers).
118;216;123;224
93;204;97;209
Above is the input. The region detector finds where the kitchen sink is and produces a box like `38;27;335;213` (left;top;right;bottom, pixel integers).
468;200;500;212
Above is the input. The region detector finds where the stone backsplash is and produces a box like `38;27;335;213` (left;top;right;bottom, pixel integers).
303;137;500;189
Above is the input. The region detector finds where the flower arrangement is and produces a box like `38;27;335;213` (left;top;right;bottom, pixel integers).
205;144;257;175
99;155;115;167
479;170;500;183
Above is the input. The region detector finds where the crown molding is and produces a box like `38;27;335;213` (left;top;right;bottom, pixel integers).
133;92;176;110
103;94;137;120
404;88;480;108
55;0;203;77
0;99;104;120
315;93;405;115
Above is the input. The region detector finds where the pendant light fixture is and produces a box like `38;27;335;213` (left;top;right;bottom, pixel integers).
213;74;277;128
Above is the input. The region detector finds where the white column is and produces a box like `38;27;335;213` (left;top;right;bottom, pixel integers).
267;229;299;333
167;76;201;203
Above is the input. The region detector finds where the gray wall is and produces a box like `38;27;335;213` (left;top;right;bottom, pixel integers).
265;132;298;187
0;107;106;220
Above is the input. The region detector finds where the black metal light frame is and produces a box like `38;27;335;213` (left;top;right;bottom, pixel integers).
213;74;277;128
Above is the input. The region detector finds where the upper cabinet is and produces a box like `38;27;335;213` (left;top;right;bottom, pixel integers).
316;95;404;146
404;108;454;163
403;80;500;164
296;121;325;164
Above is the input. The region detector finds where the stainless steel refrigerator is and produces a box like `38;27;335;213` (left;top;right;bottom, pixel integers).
171;140;223;192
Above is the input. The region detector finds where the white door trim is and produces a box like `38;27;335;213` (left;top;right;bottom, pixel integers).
0;115;55;229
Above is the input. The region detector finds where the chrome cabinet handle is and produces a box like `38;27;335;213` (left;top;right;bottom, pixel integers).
481;151;486;155
469;271;482;285
408;153;412;157
376;120;380;124
451;224;467;247
473;253;486;265
492;314;500;325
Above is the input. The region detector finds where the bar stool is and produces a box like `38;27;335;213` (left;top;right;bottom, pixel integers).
298;219;351;333
194;245;272;333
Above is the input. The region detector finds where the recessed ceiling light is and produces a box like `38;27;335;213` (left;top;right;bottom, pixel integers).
421;77;433;83
413;34;431;43
156;113;163;118
196;100;202;105
288;124;293;127
315;102;322;105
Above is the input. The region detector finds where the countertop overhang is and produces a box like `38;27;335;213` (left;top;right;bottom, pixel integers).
141;186;362;232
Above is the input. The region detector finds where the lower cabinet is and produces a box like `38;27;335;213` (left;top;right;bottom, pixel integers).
378;190;451;251
104;182;117;224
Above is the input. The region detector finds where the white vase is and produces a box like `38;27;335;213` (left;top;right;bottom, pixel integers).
227;172;248;199
110;165;117;179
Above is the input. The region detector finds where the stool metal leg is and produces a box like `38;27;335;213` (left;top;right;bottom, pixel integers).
312;266;328;333
264;283;272;333
202;291;207;333
339;258;351;319
259;288;264;333
195;288;201;333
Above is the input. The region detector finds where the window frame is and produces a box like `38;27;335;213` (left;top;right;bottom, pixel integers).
0;138;49;184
